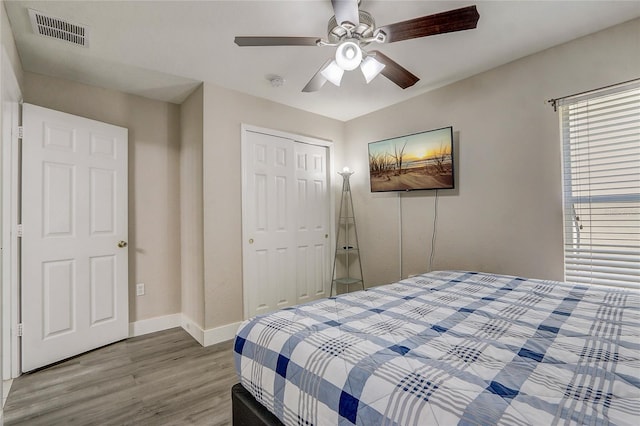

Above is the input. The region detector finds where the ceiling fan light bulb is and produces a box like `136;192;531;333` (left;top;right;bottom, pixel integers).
335;41;362;71
345;47;356;59
320;60;345;86
361;56;386;83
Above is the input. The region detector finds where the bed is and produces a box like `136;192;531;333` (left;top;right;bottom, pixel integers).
233;270;640;425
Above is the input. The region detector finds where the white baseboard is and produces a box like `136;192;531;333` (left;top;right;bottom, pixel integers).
204;321;242;346
3;378;13;409
181;315;205;346
131;314;240;347
129;313;181;338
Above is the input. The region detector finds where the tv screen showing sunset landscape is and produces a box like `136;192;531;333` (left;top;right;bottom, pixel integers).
368;126;454;192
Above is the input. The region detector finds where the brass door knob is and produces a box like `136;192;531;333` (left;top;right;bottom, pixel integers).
118;240;128;248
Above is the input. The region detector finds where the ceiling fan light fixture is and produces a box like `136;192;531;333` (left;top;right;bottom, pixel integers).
335;41;362;71
320;60;345;86
360;56;386;83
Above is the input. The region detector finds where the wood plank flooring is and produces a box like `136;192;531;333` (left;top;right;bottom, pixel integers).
3;328;237;425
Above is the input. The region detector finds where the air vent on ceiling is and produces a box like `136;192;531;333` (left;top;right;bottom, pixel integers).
28;8;89;47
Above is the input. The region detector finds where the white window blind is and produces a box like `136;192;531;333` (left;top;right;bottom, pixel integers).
559;81;640;289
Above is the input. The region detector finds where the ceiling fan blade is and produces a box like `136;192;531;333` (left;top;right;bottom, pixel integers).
234;36;320;47
369;51;419;89
302;59;334;92
331;0;360;26
378;5;479;43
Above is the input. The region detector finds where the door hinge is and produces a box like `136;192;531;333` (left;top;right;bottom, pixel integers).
17;126;23;139
16;224;23;238
16;323;23;337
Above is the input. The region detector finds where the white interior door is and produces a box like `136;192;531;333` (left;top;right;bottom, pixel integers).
242;127;331;318
294;142;330;304
21;103;128;372
242;130;296;318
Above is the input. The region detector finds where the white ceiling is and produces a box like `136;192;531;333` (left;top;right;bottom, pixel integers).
5;0;640;121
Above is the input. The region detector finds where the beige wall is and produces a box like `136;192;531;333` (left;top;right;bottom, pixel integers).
344;18;640;286
23;72;182;322
201;83;344;329
180;84;205;328
1;0;22;90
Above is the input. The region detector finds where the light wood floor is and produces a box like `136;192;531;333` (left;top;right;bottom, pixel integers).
3;328;237;425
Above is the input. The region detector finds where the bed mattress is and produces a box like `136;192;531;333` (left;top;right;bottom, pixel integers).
234;270;639;425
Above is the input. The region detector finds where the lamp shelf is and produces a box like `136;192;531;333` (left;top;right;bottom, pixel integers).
336;247;359;254
331;170;364;296
333;278;363;286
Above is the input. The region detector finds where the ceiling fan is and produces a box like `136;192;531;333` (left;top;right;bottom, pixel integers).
234;0;479;92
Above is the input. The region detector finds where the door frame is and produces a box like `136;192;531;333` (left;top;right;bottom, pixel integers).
2;46;22;380
240;124;335;320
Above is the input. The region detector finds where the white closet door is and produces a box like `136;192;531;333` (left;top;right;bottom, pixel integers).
242;128;331;318
21;104;128;372
242;130;297;317
294;142;330;304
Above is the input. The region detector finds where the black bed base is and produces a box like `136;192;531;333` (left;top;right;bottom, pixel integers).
231;383;284;426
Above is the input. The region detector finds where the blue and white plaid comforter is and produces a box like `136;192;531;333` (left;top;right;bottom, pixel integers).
234;271;640;425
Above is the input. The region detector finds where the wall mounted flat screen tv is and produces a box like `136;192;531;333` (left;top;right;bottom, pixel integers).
368;126;454;192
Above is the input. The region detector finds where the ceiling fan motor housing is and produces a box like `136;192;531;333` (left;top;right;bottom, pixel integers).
328;10;375;44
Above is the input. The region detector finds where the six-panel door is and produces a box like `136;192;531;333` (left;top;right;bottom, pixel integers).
21;104;128;372
242;129;330;318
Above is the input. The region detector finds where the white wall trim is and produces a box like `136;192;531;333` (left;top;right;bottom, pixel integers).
127;314;240;347
129;313;181;338
242;123;334;148
181;315;240;347
180;314;205;346
203;321;242;347
2;45;23;380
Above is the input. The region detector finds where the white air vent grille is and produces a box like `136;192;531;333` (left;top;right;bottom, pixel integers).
28;9;89;47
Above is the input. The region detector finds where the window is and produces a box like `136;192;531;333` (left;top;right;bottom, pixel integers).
558;81;640;289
